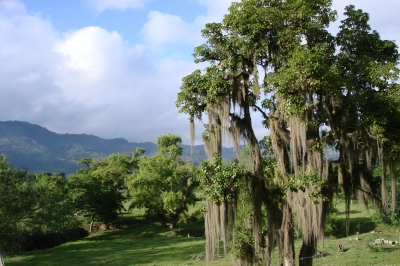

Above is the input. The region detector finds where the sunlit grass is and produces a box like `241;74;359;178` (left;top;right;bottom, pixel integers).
5;222;210;266
4;198;400;266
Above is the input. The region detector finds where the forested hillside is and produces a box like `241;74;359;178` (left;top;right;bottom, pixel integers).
0;121;237;173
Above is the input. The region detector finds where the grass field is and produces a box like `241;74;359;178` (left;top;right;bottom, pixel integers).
3;199;400;266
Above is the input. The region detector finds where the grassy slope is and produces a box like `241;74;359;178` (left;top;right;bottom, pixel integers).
4;200;400;266
312;198;400;266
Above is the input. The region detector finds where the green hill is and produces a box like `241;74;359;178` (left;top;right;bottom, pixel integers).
0;121;238;174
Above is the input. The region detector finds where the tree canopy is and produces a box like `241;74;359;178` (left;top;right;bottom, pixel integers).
126;134;198;229
68;153;138;233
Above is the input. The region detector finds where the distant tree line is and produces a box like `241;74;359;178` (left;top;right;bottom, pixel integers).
0;133;200;252
0;155;86;252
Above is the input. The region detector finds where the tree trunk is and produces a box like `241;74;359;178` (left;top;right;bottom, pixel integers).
169;179;193;230
0;247;5;266
89;218;94;234
160;219;167;228
299;237;316;266
265;230;275;266
158;213;167;228
245;106;265;257
280;202;295;266
205;201;220;263
391;173;397;221
169;215;179;229
382;157;388;214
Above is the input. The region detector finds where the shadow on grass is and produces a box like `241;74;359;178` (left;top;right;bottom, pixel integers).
328;215;376;238
88;217;205;241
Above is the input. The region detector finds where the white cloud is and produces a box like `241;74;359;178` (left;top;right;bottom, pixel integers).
0;0;200;144
0;0;62;117
55;27;128;83
0;0;25;14
195;0;233;25
84;0;148;13
141;11;200;47
140;0;233;54
52;26;200;142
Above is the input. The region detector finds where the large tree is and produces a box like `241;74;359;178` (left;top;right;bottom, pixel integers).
29;173;78;234
126;134;197;229
334;6;399;219
68;153;137;233
178;0;336;264
177;1;398;265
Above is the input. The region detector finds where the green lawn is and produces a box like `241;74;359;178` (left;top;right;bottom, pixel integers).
4;216;231;266
4;199;400;266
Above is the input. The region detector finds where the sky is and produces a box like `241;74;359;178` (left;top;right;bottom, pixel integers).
1;0;399;145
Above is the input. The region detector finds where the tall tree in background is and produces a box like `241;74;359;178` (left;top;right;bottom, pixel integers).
334;6;399;220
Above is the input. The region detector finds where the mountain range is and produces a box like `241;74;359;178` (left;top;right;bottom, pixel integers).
0;121;237;174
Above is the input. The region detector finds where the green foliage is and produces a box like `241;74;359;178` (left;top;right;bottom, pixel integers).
285;174;329;204
0;155;36;246
126;134;198;228
372;162;400;227
232;227;255;262
69;153;138;229
391;212;400;229
29;173;79;233
176;66;230;122
198;153;244;202
231;186;259;263
372;210;400;230
187;208;205;223
176;1;399;265
68;173;124;226
324;206;340;237
156;133;183;157
0;155;83;252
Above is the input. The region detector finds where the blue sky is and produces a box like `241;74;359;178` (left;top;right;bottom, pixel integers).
20;0;208;54
1;0;399;145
